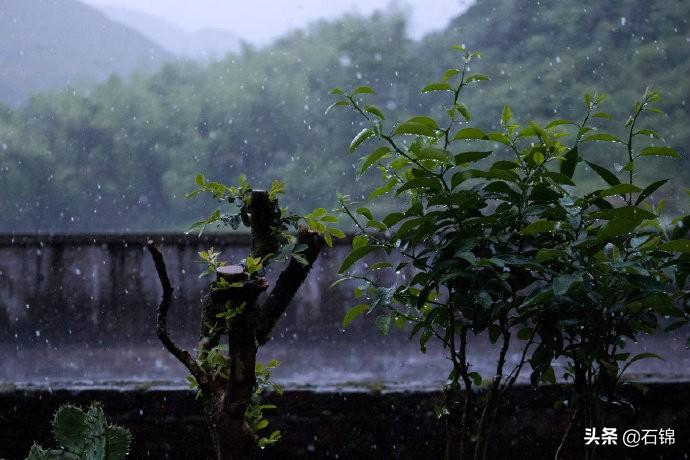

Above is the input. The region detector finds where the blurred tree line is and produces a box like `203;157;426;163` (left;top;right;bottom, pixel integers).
0;0;688;232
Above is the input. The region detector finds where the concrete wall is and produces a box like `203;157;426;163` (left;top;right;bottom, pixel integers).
0;233;368;347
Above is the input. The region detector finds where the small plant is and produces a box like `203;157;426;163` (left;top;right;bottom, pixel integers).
27;403;131;460
329;45;686;460
146;174;339;460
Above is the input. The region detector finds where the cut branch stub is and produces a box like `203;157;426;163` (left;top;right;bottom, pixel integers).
216;265;247;283
248;190;281;259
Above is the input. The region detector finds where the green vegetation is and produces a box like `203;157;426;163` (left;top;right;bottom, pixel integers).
0;0;687;232
27;403;131;460
331;45;688;459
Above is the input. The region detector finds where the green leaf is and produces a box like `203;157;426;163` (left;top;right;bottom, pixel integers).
465;74;489;83
657;240;690;253
356;207;373;220
488;325;501;344
396;177;442;194
353;86;376;95
639;146;681;158
325;100;350;114
382;212;405;228
544;171;575;186
592;112;613;119
468;372;482;386
421;82;453;93
368;178;397;200
520;288;554;308
343;304;369;328
553;274;581;296
583;133;624;143
536;248;566;263
501;105;511;125
520;220;557;235
366;219;387;231
358;146;391;175
394;122;438;137
533;150;545;165
635;179;667;205
546;119;575;128
599;183;641;198
417;147;453;163
452;103;471;121
195;173;205;186
364;104;385;120
635;129;661;139
339;245;380;273
486;132;510;145
517;327;533;340
350;128;374;153
454;151;491;165
490;160;519;171
443;69;461;81
452;127;488;141
368;262;392;270
352;234;369;250
292;254;309;266
406;116;439;129
585;161;620;186
598;217;641;240
559;147;579;179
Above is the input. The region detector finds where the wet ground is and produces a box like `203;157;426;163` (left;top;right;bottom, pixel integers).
3;332;690;394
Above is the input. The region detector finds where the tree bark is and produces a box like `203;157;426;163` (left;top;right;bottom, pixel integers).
147;189;325;460
205;393;256;460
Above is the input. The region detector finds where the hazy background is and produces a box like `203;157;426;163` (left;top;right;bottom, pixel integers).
83;0;473;48
0;0;688;232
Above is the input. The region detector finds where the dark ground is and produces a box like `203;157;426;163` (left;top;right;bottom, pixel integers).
0;383;687;459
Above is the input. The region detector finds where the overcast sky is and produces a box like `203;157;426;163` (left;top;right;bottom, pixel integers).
82;0;473;45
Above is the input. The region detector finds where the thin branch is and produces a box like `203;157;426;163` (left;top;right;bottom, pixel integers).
554;406;579;460
256;229;325;345
146;240;206;384
501;330;536;394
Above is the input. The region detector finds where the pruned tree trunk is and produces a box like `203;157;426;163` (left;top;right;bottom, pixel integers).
146;189;324;460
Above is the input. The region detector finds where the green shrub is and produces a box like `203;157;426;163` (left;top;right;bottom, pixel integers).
330;45;687;459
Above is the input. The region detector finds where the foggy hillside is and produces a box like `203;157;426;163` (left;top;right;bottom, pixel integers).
0;0;688;232
100;6;241;59
0;0;169;105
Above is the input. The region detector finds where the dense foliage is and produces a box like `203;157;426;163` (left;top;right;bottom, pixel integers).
1;0;688;232
330;45;688;459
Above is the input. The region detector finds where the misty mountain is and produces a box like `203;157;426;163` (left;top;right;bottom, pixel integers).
0;0;169;105
100;6;241;59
